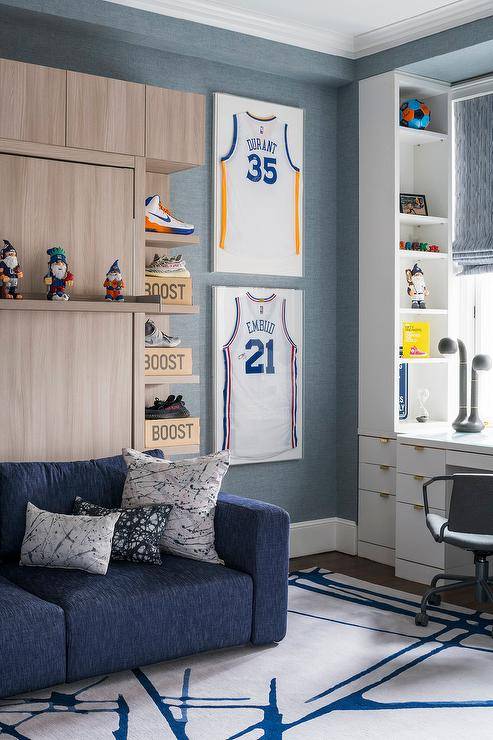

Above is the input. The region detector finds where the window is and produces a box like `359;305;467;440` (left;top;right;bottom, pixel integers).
455;274;493;423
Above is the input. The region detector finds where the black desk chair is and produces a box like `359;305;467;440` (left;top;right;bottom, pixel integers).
415;473;493;628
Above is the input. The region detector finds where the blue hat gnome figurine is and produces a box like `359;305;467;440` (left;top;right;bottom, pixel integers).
44;247;74;301
104;259;125;301
0;240;23;299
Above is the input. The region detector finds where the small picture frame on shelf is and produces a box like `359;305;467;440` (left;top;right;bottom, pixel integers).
400;193;428;217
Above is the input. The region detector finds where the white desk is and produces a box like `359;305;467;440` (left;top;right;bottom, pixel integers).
358;426;493;584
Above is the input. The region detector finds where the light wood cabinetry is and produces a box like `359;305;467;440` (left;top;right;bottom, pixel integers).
67;71;145;155
0;59;65;145
146;85;205;169
0;311;133;461
0;153;134;295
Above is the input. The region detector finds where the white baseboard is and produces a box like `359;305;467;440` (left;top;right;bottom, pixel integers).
290;518;357;558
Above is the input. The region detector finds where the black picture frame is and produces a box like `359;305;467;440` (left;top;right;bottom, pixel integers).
400;193;428;217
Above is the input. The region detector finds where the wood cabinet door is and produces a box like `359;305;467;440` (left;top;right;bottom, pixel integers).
146;85;205;167
0;59;65;145
0;153;134;295
0;311;133;461
67;71;145;155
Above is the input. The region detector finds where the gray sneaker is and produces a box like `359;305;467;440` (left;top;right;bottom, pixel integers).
145;319;181;348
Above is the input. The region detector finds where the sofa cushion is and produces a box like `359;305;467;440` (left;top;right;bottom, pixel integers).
0;575;66;698
0;556;253;682
0;449;163;558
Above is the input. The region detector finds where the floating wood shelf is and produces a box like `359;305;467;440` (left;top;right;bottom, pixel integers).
399;214;448;226
146;304;199;315
145;232;199;249
145;374;200;385
0;294;162;313
144;444;200;456
146;158;201;175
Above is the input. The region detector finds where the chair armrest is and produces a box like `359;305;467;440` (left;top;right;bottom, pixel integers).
214;491;290;645
426;513;448;542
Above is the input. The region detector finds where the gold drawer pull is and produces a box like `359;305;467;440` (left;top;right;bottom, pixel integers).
414;504;424;511
379;492;390;498
379;437;390;444
414;475;424;481
380;464;390;471
414;446;425;452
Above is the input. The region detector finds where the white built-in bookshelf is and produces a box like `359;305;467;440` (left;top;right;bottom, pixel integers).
359;71;452;435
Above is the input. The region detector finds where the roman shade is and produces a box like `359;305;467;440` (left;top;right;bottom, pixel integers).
454;92;493;275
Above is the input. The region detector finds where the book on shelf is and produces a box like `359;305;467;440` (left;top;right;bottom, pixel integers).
402;321;430;358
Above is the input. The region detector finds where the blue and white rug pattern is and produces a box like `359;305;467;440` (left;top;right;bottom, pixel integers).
2;567;493;739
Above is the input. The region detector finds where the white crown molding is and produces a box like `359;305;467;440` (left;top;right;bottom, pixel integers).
105;0;493;60
104;0;355;57
354;0;493;58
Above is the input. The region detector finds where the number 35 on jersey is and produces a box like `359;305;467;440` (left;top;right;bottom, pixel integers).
219;111;302;260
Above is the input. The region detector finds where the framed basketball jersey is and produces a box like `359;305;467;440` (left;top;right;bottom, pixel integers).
214;286;303;465
213;93;304;277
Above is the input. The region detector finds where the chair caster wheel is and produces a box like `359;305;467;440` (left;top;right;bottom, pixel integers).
415;612;429;627
428;594;441;606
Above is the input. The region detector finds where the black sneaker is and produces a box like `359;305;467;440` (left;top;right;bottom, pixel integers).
145;395;191;420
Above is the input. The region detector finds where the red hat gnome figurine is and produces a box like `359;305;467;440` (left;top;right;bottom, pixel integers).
104;259;125;301
44;247;74;301
0;240;23;299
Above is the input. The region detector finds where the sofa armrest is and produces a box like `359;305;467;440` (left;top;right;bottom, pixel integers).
214;491;290;645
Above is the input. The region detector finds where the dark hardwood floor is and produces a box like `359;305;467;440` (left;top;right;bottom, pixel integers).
289;551;493;614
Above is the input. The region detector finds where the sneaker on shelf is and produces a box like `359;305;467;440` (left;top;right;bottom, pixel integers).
409;345;427;357
145;395;191;420
145;253;190;278
145;319;181;348
145;195;194;235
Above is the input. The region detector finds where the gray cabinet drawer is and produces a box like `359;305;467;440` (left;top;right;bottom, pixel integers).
359;462;396;495
359;435;396;467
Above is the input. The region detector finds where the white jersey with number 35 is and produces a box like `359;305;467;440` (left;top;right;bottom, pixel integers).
219;112;301;259
222;292;298;460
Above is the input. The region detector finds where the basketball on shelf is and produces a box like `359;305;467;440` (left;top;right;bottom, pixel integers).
400;98;431;129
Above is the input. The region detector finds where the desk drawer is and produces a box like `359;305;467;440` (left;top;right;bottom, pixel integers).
446;449;493;472
396;501;445;569
397;472;446;509
397;444;445;477
359;463;396;495
359;436;396;466
358;489;395;549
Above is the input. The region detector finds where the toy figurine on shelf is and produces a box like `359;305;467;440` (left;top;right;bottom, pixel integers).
44;247;74;301
399;240;405;250
428;244;440;253
405;262;429;309
0;240;23;299
104;259;125;301
405;241;412;250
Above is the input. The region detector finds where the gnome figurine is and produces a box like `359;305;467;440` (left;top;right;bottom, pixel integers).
0;240;23;299
104;259;125;301
44;247;74;301
405;263;429;309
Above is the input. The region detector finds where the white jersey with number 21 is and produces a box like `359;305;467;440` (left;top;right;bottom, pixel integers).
222;292;298;460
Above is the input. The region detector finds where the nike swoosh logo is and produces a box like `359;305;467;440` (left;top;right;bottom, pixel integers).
151;211;171;223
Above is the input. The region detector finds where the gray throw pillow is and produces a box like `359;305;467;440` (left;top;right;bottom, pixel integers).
121;448;230;563
20;502;120;575
73;497;172;564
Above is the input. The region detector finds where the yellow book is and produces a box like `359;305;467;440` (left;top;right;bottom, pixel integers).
402;322;430;358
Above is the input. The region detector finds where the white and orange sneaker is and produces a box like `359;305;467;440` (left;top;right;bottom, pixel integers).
145;195;194;235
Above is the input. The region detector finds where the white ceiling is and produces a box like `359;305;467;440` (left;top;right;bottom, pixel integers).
106;0;493;58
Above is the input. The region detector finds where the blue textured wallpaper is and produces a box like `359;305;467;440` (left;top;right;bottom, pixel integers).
1;0;493;524
0;3;339;523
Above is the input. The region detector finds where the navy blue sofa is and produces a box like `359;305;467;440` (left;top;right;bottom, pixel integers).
0;451;289;699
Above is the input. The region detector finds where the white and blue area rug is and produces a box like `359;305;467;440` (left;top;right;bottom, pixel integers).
2;567;493;739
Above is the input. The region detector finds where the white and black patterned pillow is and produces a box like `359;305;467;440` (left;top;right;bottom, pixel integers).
73;497;172;565
121;449;230;563
20;503;120;575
